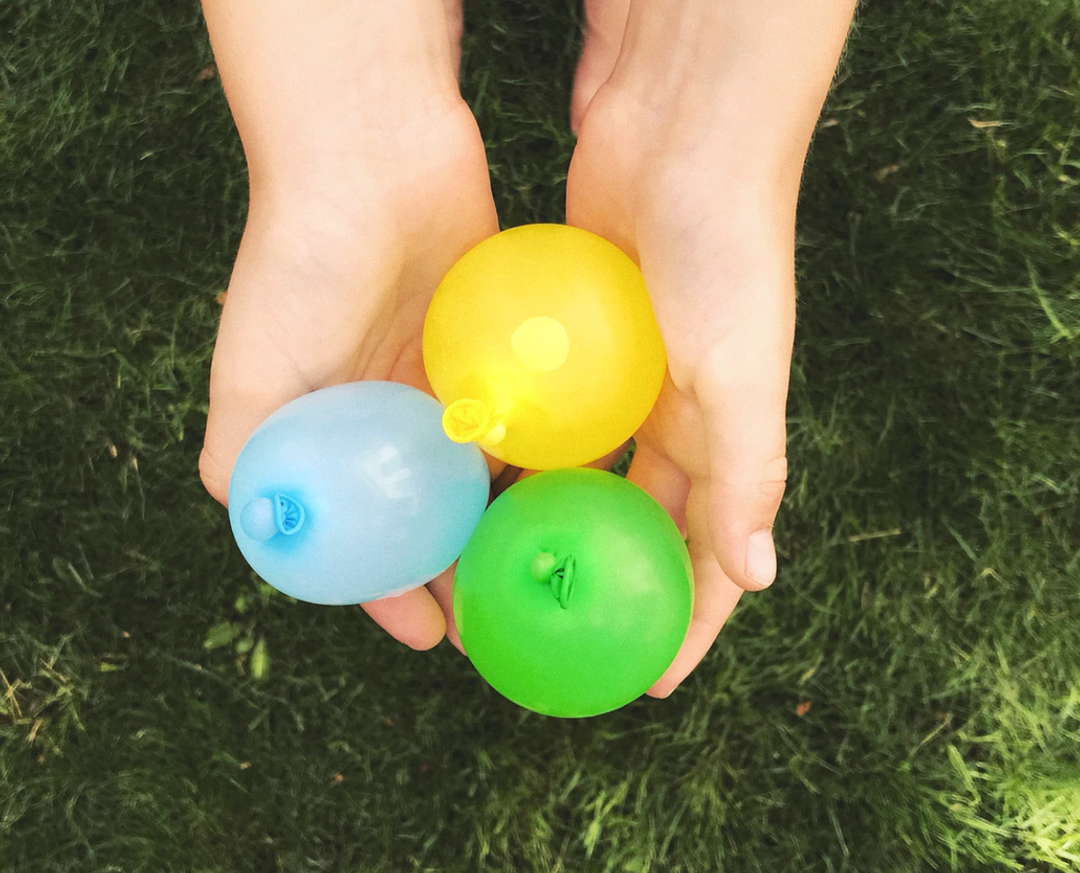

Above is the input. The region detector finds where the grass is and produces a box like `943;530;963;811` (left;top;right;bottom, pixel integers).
2;0;1079;870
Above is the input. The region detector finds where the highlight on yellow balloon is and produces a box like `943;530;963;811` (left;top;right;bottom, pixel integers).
422;223;667;470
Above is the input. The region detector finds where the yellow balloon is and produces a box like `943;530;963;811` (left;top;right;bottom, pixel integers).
422;224;667;470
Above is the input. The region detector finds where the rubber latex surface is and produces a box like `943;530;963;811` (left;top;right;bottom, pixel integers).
228;382;490;605
453;468;694;718
422;224;667;470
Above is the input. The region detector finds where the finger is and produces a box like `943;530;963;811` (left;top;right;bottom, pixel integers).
625;441;690;535
491;463;524;497
361;586;446;651
483;454;509;480
647;483;742;698
646;551;742;698
695;304;793;592
427;568;465;654
590;439;634;473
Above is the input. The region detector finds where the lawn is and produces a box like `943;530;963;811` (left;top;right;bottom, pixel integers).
2;0;1079;871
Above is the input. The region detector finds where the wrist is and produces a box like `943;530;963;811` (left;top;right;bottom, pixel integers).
244;94;487;253
247;90;473;205
605;0;856;182
203;0;461;188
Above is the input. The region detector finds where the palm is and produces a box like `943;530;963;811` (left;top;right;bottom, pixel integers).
203;101;499;497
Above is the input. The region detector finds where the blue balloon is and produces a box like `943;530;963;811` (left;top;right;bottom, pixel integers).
228;381;490;605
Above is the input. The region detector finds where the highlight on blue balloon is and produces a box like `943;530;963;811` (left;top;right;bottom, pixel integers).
227;381;491;605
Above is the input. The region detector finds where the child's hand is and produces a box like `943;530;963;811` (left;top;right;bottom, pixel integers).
199;0;499;650
567;0;856;697
567;91;791;699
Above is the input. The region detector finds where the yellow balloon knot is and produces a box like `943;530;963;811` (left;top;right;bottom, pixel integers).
442;399;505;447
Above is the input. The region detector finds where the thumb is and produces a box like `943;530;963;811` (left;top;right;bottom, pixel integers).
200;291;311;505
694;304;793;592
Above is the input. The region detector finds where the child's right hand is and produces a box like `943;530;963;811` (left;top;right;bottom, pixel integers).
199;0;500;651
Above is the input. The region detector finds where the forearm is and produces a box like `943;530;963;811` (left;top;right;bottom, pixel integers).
200;0;458;186
610;0;858;188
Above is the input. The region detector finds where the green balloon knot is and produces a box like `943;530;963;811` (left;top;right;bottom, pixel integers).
530;551;575;610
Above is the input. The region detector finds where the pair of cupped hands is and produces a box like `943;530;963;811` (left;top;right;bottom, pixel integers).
199;1;798;699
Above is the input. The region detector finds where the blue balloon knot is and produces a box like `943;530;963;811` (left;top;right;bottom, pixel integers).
274;494;305;535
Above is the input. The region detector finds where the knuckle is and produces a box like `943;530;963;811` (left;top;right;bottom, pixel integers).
761;455;789;489
714;455;788;494
758;456;788;510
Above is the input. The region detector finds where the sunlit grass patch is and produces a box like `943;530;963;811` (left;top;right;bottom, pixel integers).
1;0;1078;870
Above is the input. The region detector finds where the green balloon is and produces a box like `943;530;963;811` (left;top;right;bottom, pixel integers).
453;468;694;718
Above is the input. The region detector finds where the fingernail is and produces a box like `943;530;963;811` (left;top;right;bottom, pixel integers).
745;528;777;589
